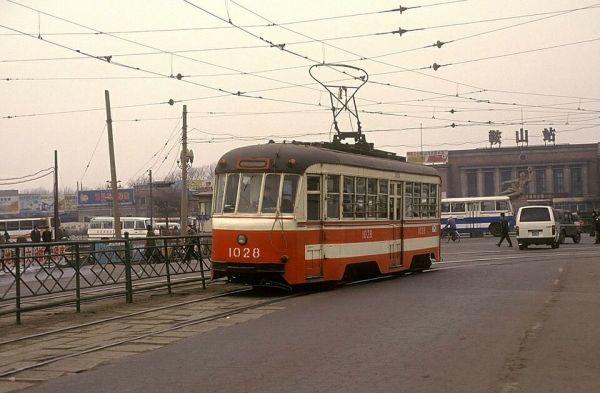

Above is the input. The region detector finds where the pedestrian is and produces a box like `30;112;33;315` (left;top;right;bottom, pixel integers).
0;232;7;272
30;225;41;243
42;226;52;256
594;211;600;244
3;230;9;243
144;225;162;262
185;225;198;261
497;212;513;247
443;216;459;241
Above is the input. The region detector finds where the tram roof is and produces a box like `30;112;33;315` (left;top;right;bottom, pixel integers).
216;141;439;177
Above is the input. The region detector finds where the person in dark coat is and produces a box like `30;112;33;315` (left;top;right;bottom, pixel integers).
30;226;41;243
594;211;600;244
41;227;52;255
497;212;513;247
144;225;162;262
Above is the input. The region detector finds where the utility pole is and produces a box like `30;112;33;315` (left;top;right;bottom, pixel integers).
53;150;60;241
180;105;188;236
149;169;153;226
105;90;122;239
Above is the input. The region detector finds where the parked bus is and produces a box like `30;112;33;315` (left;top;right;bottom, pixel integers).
211;141;441;287
441;196;514;236
0;217;54;241
87;217;153;239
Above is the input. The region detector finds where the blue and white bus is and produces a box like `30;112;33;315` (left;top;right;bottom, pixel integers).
441;196;514;236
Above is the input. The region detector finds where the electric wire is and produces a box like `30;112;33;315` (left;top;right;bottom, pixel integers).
79;123;107;185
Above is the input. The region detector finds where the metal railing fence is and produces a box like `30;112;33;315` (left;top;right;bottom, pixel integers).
0;233;211;324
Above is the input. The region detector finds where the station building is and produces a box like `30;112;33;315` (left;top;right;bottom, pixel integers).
424;142;600;212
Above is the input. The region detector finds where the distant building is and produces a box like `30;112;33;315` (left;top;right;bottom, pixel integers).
429;142;600;211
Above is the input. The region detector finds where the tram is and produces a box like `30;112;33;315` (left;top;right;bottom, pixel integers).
211;141;441;286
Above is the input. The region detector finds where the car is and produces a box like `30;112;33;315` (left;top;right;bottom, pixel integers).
515;206;561;250
554;209;582;244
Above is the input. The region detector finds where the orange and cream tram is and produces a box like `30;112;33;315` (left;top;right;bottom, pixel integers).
211;141;441;287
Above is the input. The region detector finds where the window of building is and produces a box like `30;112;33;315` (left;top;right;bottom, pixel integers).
483;172;495;196
571;167;583;196
553;168;564;194
466;171;478;197
535;169;546;193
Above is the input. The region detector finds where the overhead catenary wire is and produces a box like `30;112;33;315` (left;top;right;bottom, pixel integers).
0;169;54;186
79;123;107;185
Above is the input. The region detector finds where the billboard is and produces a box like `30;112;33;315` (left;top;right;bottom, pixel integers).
0;191;19;215
78;189;135;206
406;150;448;165
19;194;54;213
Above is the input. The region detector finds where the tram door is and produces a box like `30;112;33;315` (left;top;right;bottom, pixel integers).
389;181;403;268
305;175;323;278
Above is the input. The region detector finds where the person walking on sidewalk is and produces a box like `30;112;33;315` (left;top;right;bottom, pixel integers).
497;212;513;247
594;211;600;244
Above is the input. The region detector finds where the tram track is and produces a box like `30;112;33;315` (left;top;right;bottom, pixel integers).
432;248;597;271
0;286;299;379
0;272;211;314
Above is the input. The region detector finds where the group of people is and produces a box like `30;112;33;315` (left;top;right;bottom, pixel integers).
144;224;202;262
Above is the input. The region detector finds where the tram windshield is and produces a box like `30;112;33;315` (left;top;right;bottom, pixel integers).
214;173;299;214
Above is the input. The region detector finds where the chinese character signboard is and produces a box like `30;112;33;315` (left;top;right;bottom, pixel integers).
78;189;135;206
406;150;448;165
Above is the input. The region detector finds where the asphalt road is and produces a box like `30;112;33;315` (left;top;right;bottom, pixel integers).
19;235;600;393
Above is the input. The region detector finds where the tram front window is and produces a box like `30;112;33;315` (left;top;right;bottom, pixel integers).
238;174;262;213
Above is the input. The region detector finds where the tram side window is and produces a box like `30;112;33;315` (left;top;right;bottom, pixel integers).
238;173;262;213
428;184;436;217
342;176;355;218
378;179;388;219
404;182;414;218
307;175;321;220
223;174;239;213
413;183;422;217
281;175;299;214
355;177;366;218
367;178;377;218
214;175;226;214
326;175;340;219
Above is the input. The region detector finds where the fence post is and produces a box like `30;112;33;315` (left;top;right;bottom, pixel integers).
74;243;81;313
15;246;21;325
198;234;206;289
164;238;172;295
124;233;133;303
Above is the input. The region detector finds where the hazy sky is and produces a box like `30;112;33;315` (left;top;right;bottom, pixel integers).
1;0;599;192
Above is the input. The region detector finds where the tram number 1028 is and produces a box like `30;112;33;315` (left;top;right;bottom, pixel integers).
228;247;261;259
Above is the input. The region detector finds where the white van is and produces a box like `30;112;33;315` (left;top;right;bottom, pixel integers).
515;206;561;250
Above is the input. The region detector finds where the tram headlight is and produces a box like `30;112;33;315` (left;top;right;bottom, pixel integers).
237;234;247;245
